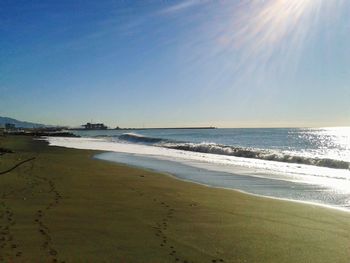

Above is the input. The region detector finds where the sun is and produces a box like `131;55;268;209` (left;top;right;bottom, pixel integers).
232;0;317;56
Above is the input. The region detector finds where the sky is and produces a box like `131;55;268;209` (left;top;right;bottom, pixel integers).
1;0;350;128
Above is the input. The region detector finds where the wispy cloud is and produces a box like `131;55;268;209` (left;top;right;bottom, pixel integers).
159;0;206;15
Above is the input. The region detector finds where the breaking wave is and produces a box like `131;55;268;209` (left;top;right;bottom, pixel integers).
161;142;349;170
118;133;167;144
116;133;349;170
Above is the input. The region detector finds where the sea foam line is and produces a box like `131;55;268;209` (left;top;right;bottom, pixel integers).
115;132;350;169
45;137;350;192
46;136;350;211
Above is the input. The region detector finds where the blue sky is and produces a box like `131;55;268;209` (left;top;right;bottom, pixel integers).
1;0;349;128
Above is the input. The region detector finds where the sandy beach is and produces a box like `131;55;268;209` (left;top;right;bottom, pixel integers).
1;135;350;262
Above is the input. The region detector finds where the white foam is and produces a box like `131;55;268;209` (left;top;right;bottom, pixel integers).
46;136;350;193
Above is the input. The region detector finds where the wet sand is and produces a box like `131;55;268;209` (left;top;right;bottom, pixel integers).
0;135;350;262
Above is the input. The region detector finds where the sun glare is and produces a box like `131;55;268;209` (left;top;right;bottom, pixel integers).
201;0;347;83
231;0;318;58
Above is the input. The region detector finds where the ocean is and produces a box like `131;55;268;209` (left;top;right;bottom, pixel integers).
47;127;350;210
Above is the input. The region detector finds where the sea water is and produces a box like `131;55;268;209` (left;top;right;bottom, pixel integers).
46;127;350;210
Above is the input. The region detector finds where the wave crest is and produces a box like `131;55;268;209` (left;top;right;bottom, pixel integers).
118;133;166;144
160;142;349;170
116;133;349;170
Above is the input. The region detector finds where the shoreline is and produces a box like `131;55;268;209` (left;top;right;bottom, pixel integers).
96;154;350;214
93;150;350;213
1;135;350;262
44;134;350;212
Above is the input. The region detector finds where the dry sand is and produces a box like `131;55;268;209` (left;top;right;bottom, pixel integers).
0;135;350;262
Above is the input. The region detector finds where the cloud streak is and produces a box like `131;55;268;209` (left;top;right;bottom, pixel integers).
158;0;206;15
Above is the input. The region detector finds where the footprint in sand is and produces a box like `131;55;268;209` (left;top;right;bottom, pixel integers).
212;259;224;262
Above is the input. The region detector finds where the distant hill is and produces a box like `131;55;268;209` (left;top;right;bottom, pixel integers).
0;116;46;128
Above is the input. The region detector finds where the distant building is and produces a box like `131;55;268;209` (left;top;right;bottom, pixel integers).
5;123;15;130
82;122;107;130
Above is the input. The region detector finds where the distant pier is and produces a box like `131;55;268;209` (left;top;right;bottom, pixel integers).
121;127;217;130
70;123;216;131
